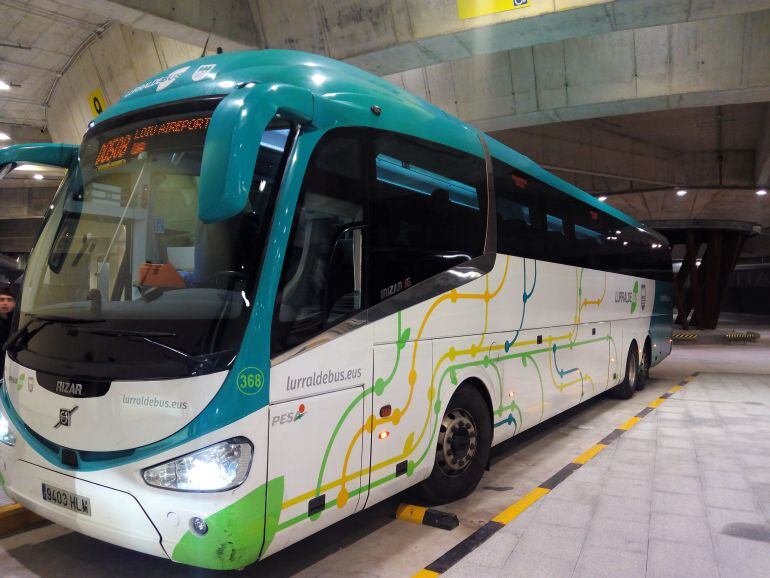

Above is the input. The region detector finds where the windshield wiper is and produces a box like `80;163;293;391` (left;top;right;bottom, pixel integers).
74;328;176;338
4;314;104;354
71;327;231;374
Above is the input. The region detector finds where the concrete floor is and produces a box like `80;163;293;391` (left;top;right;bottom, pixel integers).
1;317;769;577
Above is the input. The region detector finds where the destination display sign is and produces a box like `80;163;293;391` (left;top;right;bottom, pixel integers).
93;115;211;168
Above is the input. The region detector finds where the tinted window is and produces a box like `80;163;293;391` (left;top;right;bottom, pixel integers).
272;129;366;355
493;158;671;280
493;159;544;258
369;131;486;305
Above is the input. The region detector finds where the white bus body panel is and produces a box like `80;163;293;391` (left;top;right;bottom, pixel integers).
4;364;224;451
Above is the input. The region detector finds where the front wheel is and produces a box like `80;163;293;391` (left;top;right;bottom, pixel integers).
414;385;492;505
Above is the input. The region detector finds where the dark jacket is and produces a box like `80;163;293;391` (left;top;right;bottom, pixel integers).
0;315;11;371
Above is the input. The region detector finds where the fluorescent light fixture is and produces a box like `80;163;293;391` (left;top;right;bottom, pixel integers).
757;189;768;196
33;174;44;180
676;189;687;197
598;196;607;202
0;132;10;141
0;80;10;90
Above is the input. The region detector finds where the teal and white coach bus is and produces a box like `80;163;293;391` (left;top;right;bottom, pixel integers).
0;50;672;570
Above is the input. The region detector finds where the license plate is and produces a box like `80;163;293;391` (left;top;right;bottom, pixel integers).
41;483;91;516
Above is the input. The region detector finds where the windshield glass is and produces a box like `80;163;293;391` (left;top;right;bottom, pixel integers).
15;100;291;380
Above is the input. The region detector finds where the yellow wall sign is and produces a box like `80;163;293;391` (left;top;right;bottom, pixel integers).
458;0;530;19
88;88;106;117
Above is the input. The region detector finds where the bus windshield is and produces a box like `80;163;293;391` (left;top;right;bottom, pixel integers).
14;101;291;380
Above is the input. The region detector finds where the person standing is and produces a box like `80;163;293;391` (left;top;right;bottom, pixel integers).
0;284;17;371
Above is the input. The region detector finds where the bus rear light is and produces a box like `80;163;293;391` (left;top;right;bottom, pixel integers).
378;431;390;440
142;438;252;492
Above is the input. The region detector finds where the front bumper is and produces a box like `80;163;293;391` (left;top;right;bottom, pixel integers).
6;460;167;559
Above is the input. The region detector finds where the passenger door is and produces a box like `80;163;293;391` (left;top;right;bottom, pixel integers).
265;128;372;555
363;129;488;507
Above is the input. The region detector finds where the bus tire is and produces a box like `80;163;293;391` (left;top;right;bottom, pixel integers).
636;340;651;391
414;385;492;505
610;345;638;400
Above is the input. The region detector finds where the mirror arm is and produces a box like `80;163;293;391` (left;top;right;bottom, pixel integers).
198;83;314;223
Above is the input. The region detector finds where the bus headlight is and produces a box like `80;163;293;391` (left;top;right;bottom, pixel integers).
142;438;252;492
0;413;16;447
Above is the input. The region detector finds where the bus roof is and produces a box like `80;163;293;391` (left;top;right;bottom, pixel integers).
99;49;646;232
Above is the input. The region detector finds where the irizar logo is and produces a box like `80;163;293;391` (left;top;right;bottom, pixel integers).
54;406;78;428
56;380;83;396
271;404;307;427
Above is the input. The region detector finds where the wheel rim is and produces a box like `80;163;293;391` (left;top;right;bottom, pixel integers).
436;408;477;476
628;353;637;385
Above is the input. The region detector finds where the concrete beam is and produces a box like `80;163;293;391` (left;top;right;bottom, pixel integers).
385;11;770;131
57;0;770;75
757;104;770;187
0;123;50;142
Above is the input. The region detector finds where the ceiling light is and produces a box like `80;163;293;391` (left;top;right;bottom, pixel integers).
757;189;767;196
676;189;687;197
0;80;10;91
598;196;607;202
0;133;10;141
33;174;44;180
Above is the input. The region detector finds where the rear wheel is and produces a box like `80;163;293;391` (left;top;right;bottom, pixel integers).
636;341;651;391
414;385;492;505
610;346;639;399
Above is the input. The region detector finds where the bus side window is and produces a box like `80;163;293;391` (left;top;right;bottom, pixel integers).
271;128;366;355
368;131;486;305
493;158;544;259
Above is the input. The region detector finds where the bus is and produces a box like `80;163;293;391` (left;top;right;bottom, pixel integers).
0;50;673;570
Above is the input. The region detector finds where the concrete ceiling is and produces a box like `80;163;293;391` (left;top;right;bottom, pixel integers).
587;104;766;154
0;0;109;131
490;102;770;235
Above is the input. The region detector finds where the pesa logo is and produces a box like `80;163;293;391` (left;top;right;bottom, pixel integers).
271;404;307;427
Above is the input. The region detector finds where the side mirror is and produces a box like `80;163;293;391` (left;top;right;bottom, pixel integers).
0;143;78;170
198;83;314;223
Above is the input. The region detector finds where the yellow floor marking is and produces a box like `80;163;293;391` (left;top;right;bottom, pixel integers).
573;443;607;464
492;487;550;525
396;504;428;525
618;416;641;430
412;570;440;578
668;385;682;394
648;398;665;408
